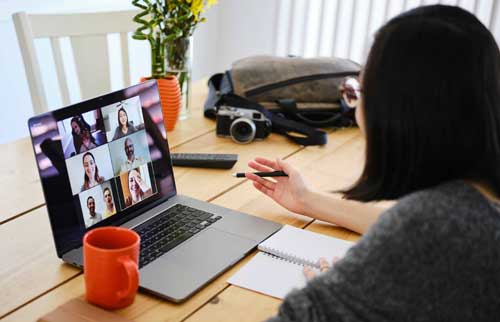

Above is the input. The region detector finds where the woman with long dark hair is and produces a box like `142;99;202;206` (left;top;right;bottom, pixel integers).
112;106;137;140
81;152;104;191
247;5;500;321
70;115;97;154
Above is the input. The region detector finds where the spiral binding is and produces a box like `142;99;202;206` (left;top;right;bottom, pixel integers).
260;246;320;269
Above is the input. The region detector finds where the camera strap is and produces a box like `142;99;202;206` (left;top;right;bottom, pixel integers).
205;73;328;146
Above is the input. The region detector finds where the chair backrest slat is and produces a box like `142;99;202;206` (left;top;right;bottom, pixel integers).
50;37;70;106
12;12;48;115
120;32;131;87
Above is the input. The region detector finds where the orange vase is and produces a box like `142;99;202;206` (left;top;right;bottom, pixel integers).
140;76;181;131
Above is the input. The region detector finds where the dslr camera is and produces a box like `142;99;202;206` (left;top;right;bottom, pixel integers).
216;106;272;144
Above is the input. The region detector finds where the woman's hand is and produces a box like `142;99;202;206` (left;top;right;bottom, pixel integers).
135;176;149;193
303;257;339;280
245;157;313;214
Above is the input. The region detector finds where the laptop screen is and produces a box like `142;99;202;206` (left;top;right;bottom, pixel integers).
28;80;177;256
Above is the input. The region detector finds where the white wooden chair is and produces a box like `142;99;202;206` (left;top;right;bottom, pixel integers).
13;10;139;115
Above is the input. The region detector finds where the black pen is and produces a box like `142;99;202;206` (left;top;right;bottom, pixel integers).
232;170;288;178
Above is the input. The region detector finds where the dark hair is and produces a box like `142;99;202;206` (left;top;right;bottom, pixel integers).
103;187;111;195
86;196;95;204
117;107;130;130
343;5;500;201
70;115;96;152
70;115;89;134
82;152;102;186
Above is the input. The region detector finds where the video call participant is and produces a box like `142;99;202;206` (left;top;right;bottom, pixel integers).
86;196;102;226
125;168;152;207
103;187;116;218
81;152;104;191
112;107;137;140
120;138;145;173
71;115;97;154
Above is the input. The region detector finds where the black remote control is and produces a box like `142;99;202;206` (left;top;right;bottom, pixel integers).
170;153;238;169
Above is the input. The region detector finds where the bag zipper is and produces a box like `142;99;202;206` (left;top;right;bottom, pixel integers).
244;71;359;97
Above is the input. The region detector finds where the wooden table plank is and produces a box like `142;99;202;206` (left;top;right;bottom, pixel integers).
0;138;43;224
1;129;359;322
185;284;281;322
0;207;80;319
0;81;212;225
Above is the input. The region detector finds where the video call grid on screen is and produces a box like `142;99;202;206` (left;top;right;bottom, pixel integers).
58;95;157;228
28;80;178;256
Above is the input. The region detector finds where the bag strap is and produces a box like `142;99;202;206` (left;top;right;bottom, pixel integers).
276;98;343;127
218;94;328;146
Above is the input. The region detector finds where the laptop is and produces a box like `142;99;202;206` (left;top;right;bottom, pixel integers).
28;80;282;302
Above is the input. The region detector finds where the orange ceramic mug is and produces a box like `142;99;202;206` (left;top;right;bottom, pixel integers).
83;226;140;309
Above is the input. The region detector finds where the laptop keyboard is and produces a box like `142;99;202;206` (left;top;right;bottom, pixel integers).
133;204;222;268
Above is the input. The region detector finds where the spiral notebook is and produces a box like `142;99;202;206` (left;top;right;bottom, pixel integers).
227;225;354;299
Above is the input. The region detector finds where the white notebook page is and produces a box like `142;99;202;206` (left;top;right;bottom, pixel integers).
227;252;311;299
228;225;355;299
258;225;354;268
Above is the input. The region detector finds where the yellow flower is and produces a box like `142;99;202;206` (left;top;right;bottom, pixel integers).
207;0;218;7
191;0;203;20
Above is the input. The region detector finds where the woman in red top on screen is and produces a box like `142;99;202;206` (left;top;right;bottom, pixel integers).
81;152;104;191
125;168;152;207
112;107;137;140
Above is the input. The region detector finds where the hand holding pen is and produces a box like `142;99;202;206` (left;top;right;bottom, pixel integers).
239;157;312;215
232;170;288;178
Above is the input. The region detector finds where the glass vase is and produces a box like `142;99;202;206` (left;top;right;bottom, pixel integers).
166;37;192;120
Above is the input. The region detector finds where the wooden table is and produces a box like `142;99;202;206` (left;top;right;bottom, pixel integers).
0;81;374;322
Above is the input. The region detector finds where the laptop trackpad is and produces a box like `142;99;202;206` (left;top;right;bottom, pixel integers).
139;227;255;302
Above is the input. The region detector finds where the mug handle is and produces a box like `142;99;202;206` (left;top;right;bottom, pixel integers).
117;256;139;300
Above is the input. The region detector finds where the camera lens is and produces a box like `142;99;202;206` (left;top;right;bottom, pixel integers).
230;118;256;144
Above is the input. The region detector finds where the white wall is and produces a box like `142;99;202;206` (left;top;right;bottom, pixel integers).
210;0;279;72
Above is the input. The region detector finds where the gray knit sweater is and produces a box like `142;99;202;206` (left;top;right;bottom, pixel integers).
267;181;500;322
